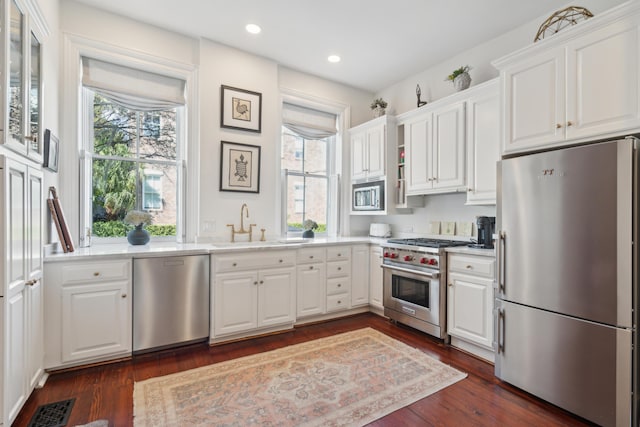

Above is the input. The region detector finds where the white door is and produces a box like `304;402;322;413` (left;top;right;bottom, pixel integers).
503;49;565;153
61;281;131;362
214;271;258;336
350;131;367;180
369;247;383;309
447;272;493;349
350;245;369;307
366;124;386;178
296;263;326;317
432;101;465;190
566;22;640;140
405;115;432;194
6;291;26;424
258;267;295;327
26;167;44;389
466;83;500;205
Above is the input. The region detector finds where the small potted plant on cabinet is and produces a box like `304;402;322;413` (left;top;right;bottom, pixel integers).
370;98;388;117
446;65;472;91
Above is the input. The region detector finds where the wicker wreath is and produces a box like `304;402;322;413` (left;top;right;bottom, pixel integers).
534;6;594;42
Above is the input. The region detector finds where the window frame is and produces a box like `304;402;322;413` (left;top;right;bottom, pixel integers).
80;85;186;245
279;90;350;238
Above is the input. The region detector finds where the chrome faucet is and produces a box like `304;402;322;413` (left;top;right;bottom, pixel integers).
227;203;256;242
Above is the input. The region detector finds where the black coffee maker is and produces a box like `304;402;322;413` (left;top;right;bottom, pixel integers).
476;216;496;249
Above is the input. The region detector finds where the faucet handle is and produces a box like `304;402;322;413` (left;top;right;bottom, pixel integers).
260;228;266;242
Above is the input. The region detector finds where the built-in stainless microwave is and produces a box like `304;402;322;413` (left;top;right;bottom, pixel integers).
352;180;384;211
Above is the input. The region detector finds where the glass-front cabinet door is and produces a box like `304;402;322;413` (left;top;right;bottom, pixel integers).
3;0;44;161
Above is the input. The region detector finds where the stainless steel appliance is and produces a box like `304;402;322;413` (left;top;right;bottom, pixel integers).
352;180;384;211
133;255;210;353
496;137;638;427
382;238;467;339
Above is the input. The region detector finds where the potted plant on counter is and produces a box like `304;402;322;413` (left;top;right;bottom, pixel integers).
124;210;153;245
302;219;318;239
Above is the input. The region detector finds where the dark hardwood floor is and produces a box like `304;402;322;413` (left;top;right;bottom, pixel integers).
13;313;594;426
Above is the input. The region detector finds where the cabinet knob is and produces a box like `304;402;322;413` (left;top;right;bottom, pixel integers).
259;280;264;284
337;300;342;304
556;123;562;129
448;283;453;287
337;267;342;271
466;265;473;269
337;253;342;257
121;294;127;298
567;121;573;127
93;272;100;276
310;255;314;259
309;266;314;270
25;279;35;286
279;259;283;263
254;281;258;285
232;262;237;267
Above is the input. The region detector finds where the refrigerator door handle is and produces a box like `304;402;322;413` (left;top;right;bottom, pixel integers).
497;231;506;293
496;307;505;354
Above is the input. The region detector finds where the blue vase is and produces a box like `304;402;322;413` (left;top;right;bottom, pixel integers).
302;229;314;238
127;224;150;245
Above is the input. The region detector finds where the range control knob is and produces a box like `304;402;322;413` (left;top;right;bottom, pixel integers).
403;255;413;262
383;252;390;258
390;253;398;259
420;257;428;264
428;259;438;266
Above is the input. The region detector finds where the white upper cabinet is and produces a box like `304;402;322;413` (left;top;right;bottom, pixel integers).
2;0;44;161
401;101;465;196
495;2;640;154
350;115;390;181
466;80;500;205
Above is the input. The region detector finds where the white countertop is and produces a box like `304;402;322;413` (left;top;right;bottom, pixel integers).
44;236;381;262
446;246;495;257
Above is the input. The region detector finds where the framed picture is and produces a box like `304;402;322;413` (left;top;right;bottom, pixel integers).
220;85;262;133
43;129;59;172
220;141;261;193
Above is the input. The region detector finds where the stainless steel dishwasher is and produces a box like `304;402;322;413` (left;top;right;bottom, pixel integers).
133;255;210;353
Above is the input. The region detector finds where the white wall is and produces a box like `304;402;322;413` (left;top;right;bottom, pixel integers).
57;0;373;244
348;0;627;238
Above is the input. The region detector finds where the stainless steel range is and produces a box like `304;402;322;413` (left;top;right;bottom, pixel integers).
382;238;467;339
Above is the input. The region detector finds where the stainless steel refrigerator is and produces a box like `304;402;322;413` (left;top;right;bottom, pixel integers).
496;137;638;427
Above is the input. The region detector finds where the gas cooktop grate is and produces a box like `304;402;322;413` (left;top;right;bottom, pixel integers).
386;238;469;248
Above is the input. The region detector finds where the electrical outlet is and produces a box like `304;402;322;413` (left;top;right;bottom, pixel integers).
442;221;456;235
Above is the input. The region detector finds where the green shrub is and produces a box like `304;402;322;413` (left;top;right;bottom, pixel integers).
287;222;327;233
93;221;176;237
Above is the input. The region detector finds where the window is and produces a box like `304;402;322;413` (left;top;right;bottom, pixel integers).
143;170;163;211
81;57;186;242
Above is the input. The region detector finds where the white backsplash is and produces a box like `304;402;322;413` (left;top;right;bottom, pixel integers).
350;192;496;239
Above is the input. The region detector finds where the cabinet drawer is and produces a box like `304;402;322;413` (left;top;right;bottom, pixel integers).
326;246;351;262
448;254;495;278
326;260;350;278
61;260;131;284
215;250;295;273
327;293;350;312
297;247;326;264
327;277;351;296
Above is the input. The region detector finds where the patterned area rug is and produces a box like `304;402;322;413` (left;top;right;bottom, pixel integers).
133;328;466;426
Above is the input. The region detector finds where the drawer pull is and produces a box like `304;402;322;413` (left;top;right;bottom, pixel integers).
310;255;314;259
337;300;342;304
121;294;127;298
466;265;473;269
309;266;314;270
279;259;283;263
337;267;342;271
254;281;258;285
232;262;237;267
338;253;342;257
337;283;342;287
93;272;100;277
259;280;264;284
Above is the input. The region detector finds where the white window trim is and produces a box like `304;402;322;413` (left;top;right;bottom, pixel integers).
62;33;199;246
279;89;350;237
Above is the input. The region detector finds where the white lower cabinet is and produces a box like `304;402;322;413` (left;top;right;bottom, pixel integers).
350;245;369;307
369;246;383;310
447;253;495;362
44;259;132;369
327;246;351;313
212;251;296;339
296;247;327;317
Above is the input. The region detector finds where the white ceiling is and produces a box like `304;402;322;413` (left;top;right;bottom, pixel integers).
72;0;574;92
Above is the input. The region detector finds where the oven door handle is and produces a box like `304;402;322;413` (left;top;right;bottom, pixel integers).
381;264;440;279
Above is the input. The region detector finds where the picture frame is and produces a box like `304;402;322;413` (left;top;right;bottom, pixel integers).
43;129;59;172
219;141;261;193
220;85;262;133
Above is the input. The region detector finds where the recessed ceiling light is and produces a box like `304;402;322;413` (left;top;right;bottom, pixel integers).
245;24;261;34
328;55;341;63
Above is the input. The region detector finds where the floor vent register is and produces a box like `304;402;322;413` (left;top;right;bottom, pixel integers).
27;398;75;427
